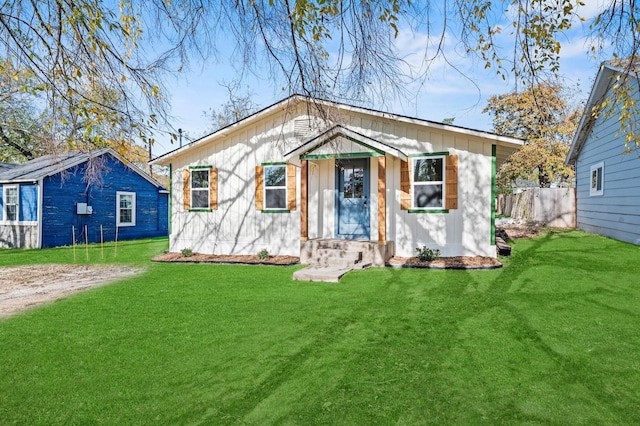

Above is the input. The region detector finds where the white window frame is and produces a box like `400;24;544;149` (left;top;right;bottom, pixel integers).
263;164;288;210
412;156;446;210
116;191;136;227
3;185;19;223
590;162;604;197
190;168;210;210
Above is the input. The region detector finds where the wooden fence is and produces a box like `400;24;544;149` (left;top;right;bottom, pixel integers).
497;188;576;227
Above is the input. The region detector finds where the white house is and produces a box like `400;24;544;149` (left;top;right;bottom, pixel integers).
566;61;640;245
151;96;523;264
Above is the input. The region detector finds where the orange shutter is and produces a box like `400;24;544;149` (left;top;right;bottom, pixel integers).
209;168;218;210
445;155;458;210
287;164;297;211
400;159;411;210
183;169;190;210
255;165;264;210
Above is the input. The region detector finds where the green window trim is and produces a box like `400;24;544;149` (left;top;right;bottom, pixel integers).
301;152;383;160
408;209;449;214
189;165;213;169
189;208;213;213
261;161;287;166
408;151;449;157
261;209;291;214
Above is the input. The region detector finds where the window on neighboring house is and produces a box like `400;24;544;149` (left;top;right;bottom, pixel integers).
4;185;18;221
116;192;136;226
264;164;287;209
412;156;445;209
191;169;210;209
590;162;604;196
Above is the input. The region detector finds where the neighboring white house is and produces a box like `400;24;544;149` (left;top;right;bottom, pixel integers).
151;95;523;263
566;61;640;246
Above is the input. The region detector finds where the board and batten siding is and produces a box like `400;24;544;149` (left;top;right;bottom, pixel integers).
168;102;499;257
575;85;640;245
341;110;495;257
169;114;302;256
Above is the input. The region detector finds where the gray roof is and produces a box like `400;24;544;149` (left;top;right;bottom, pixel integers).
0;148;165;189
0;162;17;172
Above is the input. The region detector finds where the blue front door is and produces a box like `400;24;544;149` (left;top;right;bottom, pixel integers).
336;158;370;239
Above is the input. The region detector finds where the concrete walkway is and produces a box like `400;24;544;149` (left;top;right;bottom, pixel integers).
292;265;356;283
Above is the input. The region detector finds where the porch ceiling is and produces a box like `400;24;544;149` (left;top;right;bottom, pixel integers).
284;125;408;166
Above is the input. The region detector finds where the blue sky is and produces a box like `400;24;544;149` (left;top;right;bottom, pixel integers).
153;2;609;156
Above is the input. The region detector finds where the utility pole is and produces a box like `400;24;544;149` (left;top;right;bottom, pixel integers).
148;141;153;177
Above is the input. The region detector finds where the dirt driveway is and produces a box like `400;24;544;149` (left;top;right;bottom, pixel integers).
0;264;143;318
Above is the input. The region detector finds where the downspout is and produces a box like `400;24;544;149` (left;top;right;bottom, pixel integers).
37;178;43;248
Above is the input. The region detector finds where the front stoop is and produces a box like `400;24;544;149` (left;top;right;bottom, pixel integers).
294;239;394;282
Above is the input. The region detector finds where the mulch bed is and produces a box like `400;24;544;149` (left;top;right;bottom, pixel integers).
152;223;545;270
386;256;502;270
152;252;300;265
153;252;502;269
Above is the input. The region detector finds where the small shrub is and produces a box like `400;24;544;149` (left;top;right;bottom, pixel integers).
181;248;193;258
415;246;440;262
257;249;270;260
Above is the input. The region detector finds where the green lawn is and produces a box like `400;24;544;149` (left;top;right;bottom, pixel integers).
1;231;639;424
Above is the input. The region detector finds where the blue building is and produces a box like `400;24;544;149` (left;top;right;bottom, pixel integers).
0;148;168;248
566;61;640;245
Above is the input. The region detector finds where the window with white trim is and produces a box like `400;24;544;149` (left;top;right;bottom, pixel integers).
590;162;604;196
412;156;445;209
264;164;287;209
4;185;18;222
116;192;136;226
190;169;210;209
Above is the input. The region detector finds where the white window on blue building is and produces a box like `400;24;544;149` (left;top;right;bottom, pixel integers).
3;185;18;222
590;162;604;197
116;191;136;226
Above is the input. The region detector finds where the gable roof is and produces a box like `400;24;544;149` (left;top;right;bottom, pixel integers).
566;61;628;165
284;125;409;165
151;95;523;166
0;148;165;189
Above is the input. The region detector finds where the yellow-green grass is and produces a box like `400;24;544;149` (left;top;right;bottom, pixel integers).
0;231;639;424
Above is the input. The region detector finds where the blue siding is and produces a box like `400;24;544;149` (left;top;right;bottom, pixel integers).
19;184;38;222
41;153;168;247
575;82;640;245
0;184;3;221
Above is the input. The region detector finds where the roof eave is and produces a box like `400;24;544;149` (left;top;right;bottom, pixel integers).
565;63;617;166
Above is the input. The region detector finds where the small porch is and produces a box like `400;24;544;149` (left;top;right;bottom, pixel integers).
300;238;395;268
285;125;407;269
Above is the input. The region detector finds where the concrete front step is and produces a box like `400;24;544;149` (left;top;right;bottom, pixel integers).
316;249;362;261
292;265;354;283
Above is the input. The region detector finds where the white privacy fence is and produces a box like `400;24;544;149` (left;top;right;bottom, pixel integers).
497;188;576;227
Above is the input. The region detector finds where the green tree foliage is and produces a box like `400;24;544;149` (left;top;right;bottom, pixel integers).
484;82;582;191
0;60;49;162
1;1;639;154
